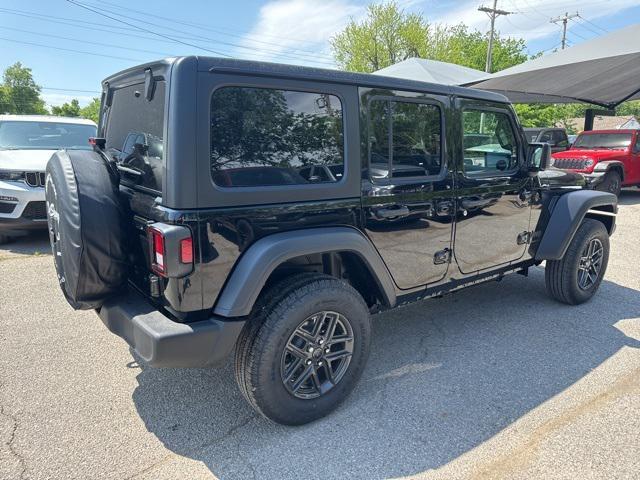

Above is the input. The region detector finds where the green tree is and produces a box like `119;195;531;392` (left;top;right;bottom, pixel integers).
51;98;81;117
0;62;47;114
79;97;100;123
331;2;528;73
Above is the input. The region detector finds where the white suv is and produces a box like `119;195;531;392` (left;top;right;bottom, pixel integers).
0;115;97;243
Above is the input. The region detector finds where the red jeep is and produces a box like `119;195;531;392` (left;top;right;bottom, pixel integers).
551;129;640;196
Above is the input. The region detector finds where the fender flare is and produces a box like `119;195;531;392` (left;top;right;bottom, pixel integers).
593;160;625;181
213;227;397;317
535;190;617;261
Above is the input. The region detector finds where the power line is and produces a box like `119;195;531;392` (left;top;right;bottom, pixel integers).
478;0;512;73
83;0;333;57
0;26;178;57
0;36;143;62
0;5;336;67
65;0;233;58
41;87;101;94
577;14;608;33
71;1;337;65
550;11;579;49
0;8;335;66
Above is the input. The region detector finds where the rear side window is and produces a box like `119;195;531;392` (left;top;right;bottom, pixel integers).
368;99;442;180
105;81;166;192
210;87;344;187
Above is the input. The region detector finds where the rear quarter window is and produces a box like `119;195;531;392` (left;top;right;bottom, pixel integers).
105;80;166;193
209;86;344;187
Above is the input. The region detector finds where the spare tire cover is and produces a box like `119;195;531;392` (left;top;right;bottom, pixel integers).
46;150;128;310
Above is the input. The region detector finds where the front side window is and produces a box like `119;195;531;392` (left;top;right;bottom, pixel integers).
368;99;442;180
105;80;166;193
462;109;518;175
0;121;96;150
553;130;568;147
210;87;344;187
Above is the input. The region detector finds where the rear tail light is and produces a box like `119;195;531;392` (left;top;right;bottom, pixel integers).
148;226;166;276
147;223;194;278
180;237;193;264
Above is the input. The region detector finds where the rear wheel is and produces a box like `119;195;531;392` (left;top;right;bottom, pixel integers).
596;170;622;197
235;273;371;425
545;219;609;305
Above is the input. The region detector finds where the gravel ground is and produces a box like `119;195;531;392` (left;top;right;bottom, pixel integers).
1;190;639;480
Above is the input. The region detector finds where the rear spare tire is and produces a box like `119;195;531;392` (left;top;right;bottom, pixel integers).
46;150;128;310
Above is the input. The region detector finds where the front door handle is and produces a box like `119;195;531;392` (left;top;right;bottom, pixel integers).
374;205;410;219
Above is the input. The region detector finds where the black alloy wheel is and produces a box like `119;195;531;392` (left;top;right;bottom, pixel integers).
577;238;604;290
281;311;354;399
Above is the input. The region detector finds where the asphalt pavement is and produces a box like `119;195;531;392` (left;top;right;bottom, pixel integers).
1;190;639;480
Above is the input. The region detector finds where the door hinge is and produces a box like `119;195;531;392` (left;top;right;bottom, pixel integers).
517;231;531;245
434;248;452;265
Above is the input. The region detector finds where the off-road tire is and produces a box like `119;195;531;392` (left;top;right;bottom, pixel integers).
596;170;622;197
234;273;371;425
545;219;609;305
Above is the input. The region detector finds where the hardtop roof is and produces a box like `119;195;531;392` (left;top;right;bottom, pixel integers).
578;129;638;134
0;114;96;126
103;56;510;104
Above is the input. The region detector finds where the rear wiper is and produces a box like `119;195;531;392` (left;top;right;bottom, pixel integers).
116;164;143;183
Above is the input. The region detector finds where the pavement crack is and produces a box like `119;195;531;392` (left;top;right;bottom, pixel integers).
1;405;26;480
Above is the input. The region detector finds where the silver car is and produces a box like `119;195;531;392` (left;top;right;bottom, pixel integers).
0;115;97;243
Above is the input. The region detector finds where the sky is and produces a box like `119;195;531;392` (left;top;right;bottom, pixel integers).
0;0;638;108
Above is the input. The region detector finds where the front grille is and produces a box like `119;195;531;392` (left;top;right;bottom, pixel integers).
25;172;46;187
0;202;16;214
21;201;47;220
552;158;590;170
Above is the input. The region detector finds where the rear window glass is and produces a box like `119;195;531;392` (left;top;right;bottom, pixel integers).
368;99;443;180
572;133;632;150
105;80;166;192
210;87;344;187
0;121;96;150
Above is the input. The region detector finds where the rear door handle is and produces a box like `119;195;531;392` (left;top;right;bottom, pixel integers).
374;206;410;219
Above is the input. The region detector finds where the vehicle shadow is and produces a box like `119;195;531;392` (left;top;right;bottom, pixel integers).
130;268;640;479
618;188;640;206
0;230;50;257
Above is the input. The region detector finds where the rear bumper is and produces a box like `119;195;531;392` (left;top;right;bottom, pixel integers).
98;289;245;368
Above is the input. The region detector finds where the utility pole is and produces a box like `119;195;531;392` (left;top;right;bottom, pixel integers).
550;12;579;49
478;0;511;73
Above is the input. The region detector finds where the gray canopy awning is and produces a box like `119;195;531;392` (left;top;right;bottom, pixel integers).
467;24;640;108
374;58;486;85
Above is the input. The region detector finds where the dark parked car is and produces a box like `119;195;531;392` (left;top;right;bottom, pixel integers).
524;127;570;153
45;57;617;425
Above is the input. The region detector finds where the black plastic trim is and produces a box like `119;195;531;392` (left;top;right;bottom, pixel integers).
535;190;617;261
213;227;397;317
98;288;244;368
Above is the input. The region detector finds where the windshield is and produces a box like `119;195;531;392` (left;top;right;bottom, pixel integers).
572;133;632;150
0;121;96;150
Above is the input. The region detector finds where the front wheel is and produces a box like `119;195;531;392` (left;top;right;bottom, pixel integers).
596;170;622;197
235;273;371;425
545;219;610;305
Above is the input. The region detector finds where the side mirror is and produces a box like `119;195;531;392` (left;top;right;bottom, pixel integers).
528;142;551;173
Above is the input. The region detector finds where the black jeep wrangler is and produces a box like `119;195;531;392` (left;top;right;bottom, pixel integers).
45;57;617;425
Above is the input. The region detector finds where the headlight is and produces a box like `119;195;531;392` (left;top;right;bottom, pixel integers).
0;170;25;181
